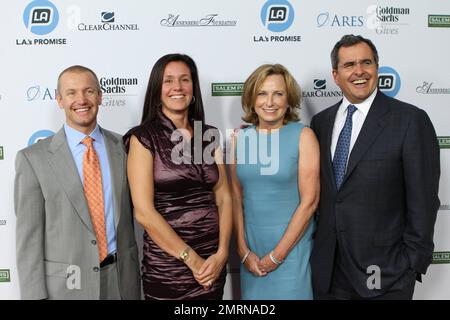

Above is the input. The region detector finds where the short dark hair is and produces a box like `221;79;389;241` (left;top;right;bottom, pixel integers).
330;34;379;70
141;53;205;124
57;65;101;96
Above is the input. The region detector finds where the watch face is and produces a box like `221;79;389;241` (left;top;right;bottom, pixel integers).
180;251;188;261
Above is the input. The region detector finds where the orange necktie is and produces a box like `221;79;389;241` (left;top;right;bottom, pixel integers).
81;136;108;262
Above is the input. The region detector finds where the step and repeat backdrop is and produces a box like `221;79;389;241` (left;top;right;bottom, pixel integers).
1;0;449;299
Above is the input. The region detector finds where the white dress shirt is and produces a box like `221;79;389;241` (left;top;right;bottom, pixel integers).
331;89;378;162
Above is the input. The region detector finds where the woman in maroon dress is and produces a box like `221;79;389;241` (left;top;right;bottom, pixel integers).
124;54;232;300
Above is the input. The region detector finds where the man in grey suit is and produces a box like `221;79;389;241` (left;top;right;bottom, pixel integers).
14;65;141;299
310;35;440;299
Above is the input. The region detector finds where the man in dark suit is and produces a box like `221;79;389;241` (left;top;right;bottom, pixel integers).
310;34;440;299
15;65;141;299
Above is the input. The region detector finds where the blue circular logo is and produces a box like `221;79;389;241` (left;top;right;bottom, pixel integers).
261;0;294;32
378;66;401;97
28;130;55;146
23;0;59;35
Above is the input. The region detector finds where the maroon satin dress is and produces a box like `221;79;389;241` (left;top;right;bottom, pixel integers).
124;108;226;300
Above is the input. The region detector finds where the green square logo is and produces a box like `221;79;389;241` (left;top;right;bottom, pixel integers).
0;269;10;282
0;146;3;160
212;83;244;96
428;15;450;27
438;137;450;149
432;252;450;264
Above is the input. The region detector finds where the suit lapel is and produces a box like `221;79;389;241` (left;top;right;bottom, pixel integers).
47;128;94;232
101;128;123;229
342;91;391;186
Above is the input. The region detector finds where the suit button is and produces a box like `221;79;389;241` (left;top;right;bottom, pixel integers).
336;197;342;203
93;267;99;272
91;240;97;245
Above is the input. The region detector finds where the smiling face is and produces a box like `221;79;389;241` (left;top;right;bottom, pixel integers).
332;42;379;104
56;70;102;135
160;61;193;117
254;74;288;129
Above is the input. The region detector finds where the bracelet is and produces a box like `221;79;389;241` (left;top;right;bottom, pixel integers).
241;250;251;264
269;251;283;265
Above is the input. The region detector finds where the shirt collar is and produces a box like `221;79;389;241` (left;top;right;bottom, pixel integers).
64;124;102;150
339;88;378;117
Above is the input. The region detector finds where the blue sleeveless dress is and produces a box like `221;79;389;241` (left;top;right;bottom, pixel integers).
236;122;314;300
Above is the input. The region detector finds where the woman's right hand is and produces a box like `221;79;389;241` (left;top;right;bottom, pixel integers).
244;252;267;277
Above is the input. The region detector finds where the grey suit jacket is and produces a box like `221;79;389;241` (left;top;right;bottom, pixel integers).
14;127;141;299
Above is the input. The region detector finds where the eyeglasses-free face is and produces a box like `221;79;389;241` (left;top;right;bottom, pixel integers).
332;42;379;104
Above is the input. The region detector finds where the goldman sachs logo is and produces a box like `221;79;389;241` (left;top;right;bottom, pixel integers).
100;76;138;107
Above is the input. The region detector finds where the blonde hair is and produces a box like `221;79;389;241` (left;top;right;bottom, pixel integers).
241;64;301;125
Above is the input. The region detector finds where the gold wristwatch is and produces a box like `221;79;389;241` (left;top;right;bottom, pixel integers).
179;246;191;262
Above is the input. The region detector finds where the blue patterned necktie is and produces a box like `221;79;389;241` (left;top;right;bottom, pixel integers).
333;104;357;190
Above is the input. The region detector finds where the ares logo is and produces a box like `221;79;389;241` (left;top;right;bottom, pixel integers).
28;130;55;146
27;85;57;101
23;0;59;35
101;12;115;23
378;66;401;97
261;0;294;32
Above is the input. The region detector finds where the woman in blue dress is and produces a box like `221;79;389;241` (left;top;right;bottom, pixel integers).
229;64;320;299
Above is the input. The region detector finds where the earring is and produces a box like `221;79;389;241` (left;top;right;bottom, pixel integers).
190;96;196;105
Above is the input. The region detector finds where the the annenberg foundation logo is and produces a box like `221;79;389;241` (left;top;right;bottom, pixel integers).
0;269;10;283
302;79;343;99
428;15;450;28
26;85;56;102
0;146;3;160
254;0;301;43
316;11;364;28
78;12;139;31
28;130;55;146
438;137;450;149
416;82;450;95
440;204;450;211
17;0;66;46
160;14;237;27
366;5;411;35
432;252;450;264
0;219;6;226
378;66;401;97
100;76;139;107
212;83;243;96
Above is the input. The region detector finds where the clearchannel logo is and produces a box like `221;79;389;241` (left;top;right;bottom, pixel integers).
23;0;59;35
28;130;55;146
302;79;342;99
378;66;401;98
261;0;294;32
